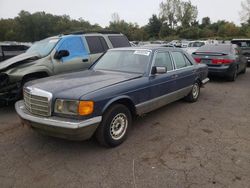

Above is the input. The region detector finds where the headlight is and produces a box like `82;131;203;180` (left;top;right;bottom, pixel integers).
54;99;94;116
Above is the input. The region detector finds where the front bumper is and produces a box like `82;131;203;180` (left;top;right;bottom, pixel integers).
201;78;209;85
0;81;22;103
15;100;102;140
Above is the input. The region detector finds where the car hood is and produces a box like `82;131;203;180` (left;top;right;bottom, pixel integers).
0;52;40;72
25;70;142;99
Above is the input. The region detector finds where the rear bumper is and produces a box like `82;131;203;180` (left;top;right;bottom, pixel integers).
15;100;102;140
207;64;235;77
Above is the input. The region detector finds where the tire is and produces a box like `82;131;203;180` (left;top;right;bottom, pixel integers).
95;104;132;147
228;67;237;81
185;82;200;103
241;64;247;74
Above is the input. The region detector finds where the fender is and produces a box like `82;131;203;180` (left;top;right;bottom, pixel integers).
102;95;136;114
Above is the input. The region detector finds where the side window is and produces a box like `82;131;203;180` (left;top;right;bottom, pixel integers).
108;36;131;48
85;36;106;54
154;52;173;71
57;37;88;61
172;52;186;69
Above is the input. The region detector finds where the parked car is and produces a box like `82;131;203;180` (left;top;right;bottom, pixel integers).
231;39;250;66
0;43;29;62
184;41;206;54
0;31;130;104
15;47;209;147
192;44;247;81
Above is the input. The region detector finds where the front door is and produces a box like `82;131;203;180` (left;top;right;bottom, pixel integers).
52;36;90;74
147;51;177;112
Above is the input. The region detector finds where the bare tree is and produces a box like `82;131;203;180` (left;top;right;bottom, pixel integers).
111;13;120;23
240;0;250;23
159;0;197;29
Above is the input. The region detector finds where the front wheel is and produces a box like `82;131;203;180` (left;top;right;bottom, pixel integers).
95;104;132;147
185;82;200;103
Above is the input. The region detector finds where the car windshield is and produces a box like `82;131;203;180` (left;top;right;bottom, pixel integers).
26;38;59;57
93;50;151;74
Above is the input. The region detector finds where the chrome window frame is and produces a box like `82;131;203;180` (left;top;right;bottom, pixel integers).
170;51;194;71
150;50;175;76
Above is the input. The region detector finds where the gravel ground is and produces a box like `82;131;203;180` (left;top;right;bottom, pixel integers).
0;69;250;188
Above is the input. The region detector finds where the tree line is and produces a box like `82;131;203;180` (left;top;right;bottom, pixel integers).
0;0;250;42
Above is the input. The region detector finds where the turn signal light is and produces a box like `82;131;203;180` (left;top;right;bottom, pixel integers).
78;101;94;115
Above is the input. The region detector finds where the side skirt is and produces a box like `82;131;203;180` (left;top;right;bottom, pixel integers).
135;86;192;115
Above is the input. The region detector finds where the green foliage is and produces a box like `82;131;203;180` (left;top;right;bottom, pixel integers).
145;14;162;38
0;10;101;42
0;6;249;43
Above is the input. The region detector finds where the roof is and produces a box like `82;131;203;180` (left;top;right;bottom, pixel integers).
109;46;184;52
232;39;250;41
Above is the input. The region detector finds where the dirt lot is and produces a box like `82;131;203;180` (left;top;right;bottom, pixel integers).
0;69;250;188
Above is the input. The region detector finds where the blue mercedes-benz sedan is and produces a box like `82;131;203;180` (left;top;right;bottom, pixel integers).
15;47;209;147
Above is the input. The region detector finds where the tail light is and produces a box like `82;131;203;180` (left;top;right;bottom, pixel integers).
212;59;235;65
194;58;201;63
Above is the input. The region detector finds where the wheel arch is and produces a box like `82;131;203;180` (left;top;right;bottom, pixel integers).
21;71;49;84
102;96;137;117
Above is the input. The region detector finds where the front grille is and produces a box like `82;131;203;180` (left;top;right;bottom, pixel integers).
23;88;52;117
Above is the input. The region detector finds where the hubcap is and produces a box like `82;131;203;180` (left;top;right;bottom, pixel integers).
192;84;199;99
110;113;128;140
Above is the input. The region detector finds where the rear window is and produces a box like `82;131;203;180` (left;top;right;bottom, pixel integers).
108;36;131;48
231;40;250;48
195;44;231;54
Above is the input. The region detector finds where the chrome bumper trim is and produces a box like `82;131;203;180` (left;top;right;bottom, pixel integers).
15;100;102;129
202;78;210;85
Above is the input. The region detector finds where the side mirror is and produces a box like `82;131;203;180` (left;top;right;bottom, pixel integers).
151;66;167;75
54;50;70;60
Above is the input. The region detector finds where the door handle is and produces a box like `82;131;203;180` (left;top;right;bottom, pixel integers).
82;59;88;62
171;74;178;79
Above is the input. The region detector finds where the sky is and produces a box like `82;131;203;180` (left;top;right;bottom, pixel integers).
0;0;243;27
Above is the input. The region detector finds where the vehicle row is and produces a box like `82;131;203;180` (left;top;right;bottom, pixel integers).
0;32;131;104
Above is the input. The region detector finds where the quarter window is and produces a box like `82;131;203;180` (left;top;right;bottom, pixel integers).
184;55;193;66
85;36;108;54
108;36;131;48
172;52;186;69
154;52;173;71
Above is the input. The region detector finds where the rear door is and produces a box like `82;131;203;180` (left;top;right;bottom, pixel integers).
171;51;196;91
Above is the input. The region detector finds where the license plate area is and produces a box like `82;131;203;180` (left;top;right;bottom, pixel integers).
201;59;212;64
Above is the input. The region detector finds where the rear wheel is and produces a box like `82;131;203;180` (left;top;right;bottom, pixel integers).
241;64;247;74
95;104;132;147
185;82;200;103
228;67;237;81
